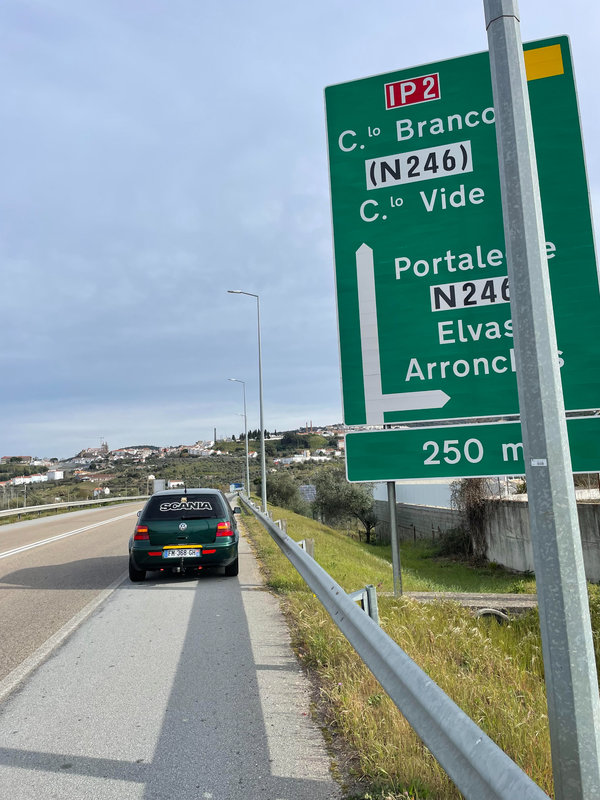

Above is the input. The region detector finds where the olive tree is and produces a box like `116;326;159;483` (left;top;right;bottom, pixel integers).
313;464;378;543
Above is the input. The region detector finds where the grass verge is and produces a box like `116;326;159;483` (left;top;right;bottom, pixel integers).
241;503;600;799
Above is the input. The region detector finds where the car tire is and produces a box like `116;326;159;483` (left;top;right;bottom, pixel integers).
224;557;239;577
129;556;146;582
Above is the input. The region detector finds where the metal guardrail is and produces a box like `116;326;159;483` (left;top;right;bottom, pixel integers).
239;494;550;800
0;496;147;519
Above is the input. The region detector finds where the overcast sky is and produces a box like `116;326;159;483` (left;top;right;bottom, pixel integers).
1;0;598;458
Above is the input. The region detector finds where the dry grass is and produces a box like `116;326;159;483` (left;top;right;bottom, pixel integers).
238;503;600;799
283;593;552;799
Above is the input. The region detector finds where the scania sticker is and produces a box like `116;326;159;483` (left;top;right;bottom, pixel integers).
159;501;213;512
385;73;440;109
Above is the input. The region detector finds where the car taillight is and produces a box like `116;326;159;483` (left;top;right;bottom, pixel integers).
134;525;149;540
216;522;233;537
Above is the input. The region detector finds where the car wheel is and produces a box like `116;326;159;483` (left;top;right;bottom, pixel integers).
129;556;146;582
224;557;239;577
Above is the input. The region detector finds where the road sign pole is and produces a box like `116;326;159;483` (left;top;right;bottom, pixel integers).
387;480;402;596
484;2;600;798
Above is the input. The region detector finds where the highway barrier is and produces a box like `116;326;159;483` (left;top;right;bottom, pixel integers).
0;496;147;520
239;494;550;800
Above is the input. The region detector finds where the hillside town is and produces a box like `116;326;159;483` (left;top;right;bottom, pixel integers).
0;424;347;495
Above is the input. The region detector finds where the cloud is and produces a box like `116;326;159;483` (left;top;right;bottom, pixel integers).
1;0;598;456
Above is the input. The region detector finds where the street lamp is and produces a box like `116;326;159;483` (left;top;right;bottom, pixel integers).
228;378;250;495
227;289;267;513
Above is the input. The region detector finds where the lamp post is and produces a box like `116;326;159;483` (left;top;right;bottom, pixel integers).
227;289;267;513
228;378;250;495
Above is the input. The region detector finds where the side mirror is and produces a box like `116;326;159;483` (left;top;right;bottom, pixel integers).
233;507;241;514
137;510;141;518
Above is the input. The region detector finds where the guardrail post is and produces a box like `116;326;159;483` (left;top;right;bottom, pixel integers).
349;585;379;625
365;584;379;625
297;539;315;558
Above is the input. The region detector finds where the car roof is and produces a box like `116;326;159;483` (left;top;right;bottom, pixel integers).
151;488;224;497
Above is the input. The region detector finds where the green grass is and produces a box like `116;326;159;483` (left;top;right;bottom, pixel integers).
240;502;598;799
368;539;537;594
252;505;536;595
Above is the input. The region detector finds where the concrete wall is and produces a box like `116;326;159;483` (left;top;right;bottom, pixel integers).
376;496;600;582
375;500;463;545
484;501;532;573
373;480;453;508
485;500;600;582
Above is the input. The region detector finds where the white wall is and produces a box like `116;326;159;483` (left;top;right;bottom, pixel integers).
373;479;453;508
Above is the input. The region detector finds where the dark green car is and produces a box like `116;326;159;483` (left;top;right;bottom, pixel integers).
128;488;240;582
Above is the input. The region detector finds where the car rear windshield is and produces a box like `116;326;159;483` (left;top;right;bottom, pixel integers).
143;494;226;520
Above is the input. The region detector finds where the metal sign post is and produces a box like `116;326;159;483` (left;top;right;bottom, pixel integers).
387;480;402;595
484;2;600;798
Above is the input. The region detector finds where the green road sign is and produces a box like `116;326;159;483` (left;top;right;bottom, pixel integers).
346;416;600;482
325;37;600;426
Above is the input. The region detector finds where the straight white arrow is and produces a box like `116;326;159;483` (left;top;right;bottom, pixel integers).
356;243;450;424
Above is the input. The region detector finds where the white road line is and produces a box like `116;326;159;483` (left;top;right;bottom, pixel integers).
0;511;137;560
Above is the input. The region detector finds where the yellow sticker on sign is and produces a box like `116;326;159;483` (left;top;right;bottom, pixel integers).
525;44;564;81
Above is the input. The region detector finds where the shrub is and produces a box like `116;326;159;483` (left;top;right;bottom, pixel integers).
435;526;472;558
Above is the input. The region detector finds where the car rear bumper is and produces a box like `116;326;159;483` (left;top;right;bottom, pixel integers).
130;541;238;571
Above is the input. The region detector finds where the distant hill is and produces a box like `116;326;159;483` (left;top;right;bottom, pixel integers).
119;445;161;450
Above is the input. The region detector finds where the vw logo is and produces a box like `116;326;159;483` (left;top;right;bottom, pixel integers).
178;522;187;531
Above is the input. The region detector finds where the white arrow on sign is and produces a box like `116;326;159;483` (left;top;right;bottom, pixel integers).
356;243;450;424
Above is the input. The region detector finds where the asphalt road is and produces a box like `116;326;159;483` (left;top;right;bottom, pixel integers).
0;506;341;799
0;503;142;681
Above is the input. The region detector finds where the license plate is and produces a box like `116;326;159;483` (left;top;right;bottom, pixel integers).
163;548;200;559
